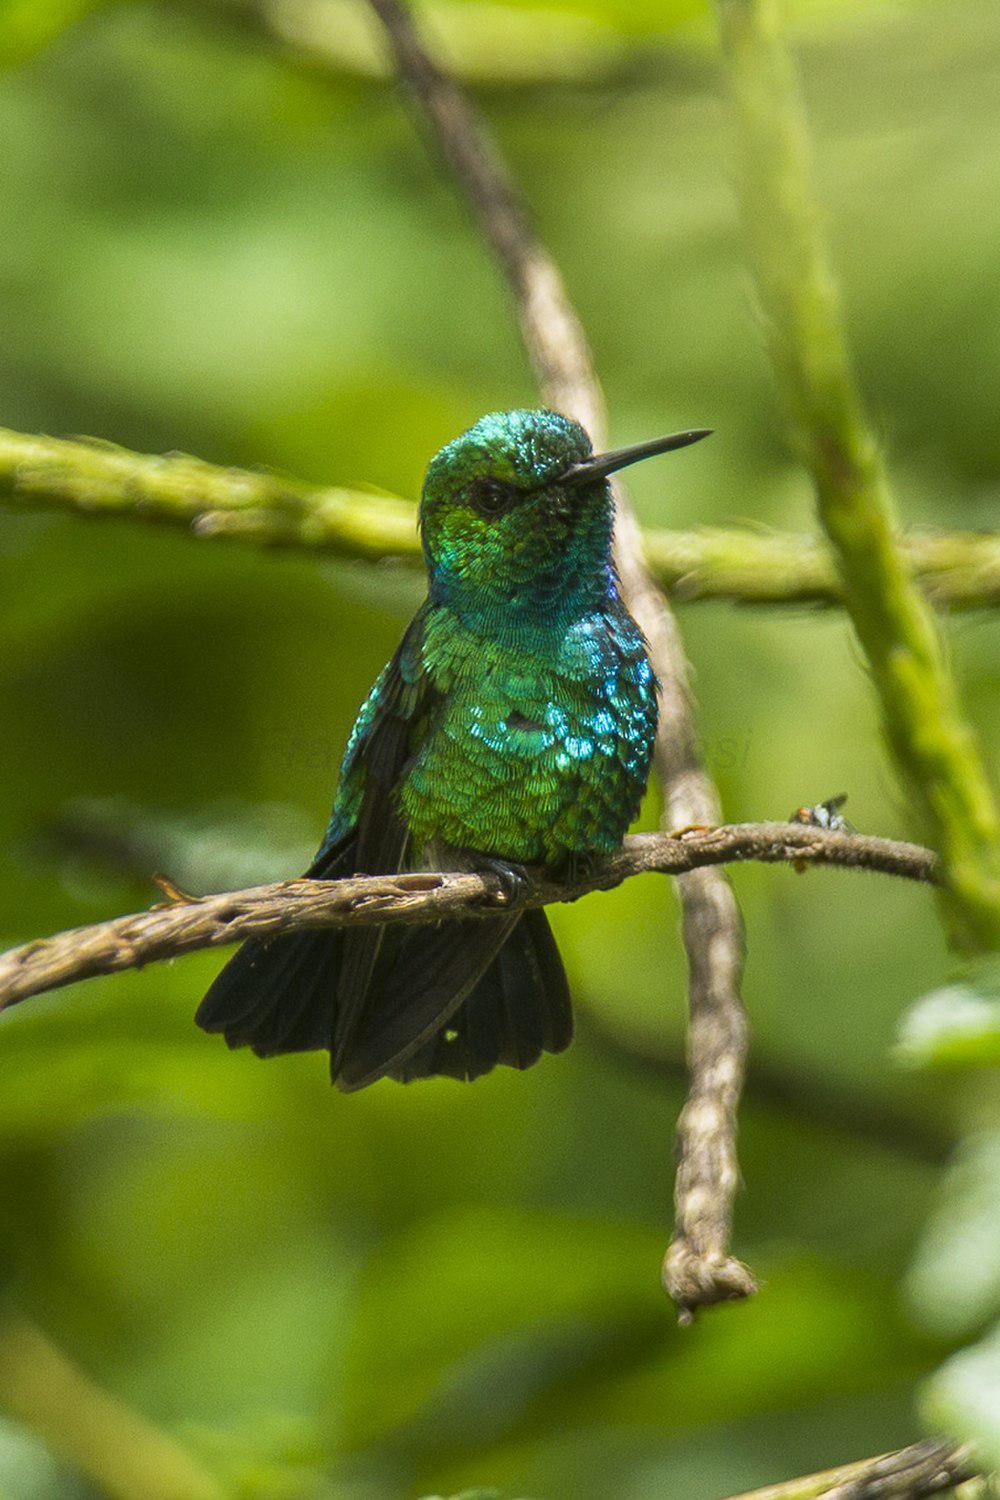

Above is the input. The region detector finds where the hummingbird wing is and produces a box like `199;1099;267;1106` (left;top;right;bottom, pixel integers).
328;610;440;1073
199;606;575;1089
194;830;357;1055
196;611;436;1064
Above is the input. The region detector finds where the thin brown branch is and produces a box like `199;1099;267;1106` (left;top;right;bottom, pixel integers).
364;0;602;433
38;799;955;1166
723;1439;978;1499
0;823;935;1013
364;0;753;1319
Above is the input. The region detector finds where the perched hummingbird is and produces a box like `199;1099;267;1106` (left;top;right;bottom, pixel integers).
197;410;710;1090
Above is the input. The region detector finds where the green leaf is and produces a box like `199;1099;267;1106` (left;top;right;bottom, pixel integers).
907;1132;1000;1338
923;1320;1000;1470
896;961;1000;1069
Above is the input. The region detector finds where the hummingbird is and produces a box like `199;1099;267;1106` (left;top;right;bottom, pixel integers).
196;410;710;1090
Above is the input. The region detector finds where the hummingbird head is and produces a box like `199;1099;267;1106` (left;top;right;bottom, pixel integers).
420;409;710;620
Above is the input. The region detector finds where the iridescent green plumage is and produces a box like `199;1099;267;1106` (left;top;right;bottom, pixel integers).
328;411;657;866
198;410;709;1089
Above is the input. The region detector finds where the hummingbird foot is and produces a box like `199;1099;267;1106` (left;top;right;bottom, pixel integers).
557;849;602;885
469;854;533;908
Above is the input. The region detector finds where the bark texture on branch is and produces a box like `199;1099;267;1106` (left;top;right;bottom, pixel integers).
723;1439;977;1499
0;823;936;1013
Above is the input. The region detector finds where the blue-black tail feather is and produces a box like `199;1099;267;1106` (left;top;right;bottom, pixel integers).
388;910;572;1083
196;842;572;1087
335;913;519;1091
196;832;354;1055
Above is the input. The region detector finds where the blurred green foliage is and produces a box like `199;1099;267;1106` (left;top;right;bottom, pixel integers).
897;964;1000;1070
0;0;997;1495
925;1326;1000;1472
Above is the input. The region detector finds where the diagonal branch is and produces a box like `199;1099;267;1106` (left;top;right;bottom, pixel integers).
363;0;754;1318
364;0;601;433
0;822;935;1014
722;1439;978;1499
0;1315;225;1500
2;425;998;606
714;0;1000;952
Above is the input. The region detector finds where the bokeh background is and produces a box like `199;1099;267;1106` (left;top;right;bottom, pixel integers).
0;0;998;1495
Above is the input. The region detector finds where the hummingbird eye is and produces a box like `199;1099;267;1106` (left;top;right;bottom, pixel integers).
469;478;518;519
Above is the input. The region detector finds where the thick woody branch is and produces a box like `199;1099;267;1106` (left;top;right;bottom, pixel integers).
0;823;935;1012
1;425;997;607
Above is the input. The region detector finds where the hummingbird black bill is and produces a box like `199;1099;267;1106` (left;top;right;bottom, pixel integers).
560;428;713;487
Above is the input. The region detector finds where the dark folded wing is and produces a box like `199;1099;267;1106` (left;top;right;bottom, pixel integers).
328;610;440;1072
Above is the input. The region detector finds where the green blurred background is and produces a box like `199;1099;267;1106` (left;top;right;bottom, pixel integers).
0;0;998;1495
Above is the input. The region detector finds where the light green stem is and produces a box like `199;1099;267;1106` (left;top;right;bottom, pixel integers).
0;428;417;561
641;525;1000;610
1;427;998;609
714;0;1000;950
0;1315;226;1500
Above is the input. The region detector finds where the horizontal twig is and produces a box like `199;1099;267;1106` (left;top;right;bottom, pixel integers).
0;427;417;561
0;823;935;1013
641;526;1000;610
1;427;998;607
23;797;957;1161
